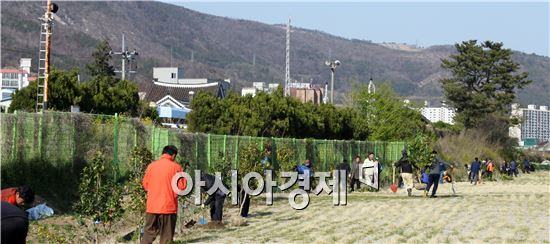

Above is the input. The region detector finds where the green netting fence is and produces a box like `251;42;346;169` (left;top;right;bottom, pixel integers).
1;111;406;187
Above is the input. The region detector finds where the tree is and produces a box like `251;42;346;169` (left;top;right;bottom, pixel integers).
9;68;81;112
138;101;160;123
352;83;426;141
408;132;434;170
79;76;139;115
440;40;531;128
186;91;224;133
86;40;115;77
73;152;123;242
186;88;359;140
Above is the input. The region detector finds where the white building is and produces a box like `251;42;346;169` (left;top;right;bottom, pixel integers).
241;87;257;97
141;67;231;124
509;103;550;147
1;58;36;111
241;82;280;96
421;105;456;124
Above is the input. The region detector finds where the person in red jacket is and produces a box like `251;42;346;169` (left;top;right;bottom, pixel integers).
141;145;187;244
1;186;35;208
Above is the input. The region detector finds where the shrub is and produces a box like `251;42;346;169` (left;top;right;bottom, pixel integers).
73;151;124;242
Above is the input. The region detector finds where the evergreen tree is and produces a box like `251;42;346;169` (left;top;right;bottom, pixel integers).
440;40;531;128
86;40;115;77
9;68;81;112
79;75;139;115
352;83;426;141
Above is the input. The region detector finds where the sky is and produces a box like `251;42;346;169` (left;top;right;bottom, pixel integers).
164;1;550;57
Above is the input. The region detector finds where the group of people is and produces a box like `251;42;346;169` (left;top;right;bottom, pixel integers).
294;152;381;193
335;152;381;192
466;157;495;184
465;157;533;185
393;150;454;198
3;143;538;244
499;159;533;176
141;145;256;244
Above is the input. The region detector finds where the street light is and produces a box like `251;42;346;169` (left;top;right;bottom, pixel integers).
325;60;341;104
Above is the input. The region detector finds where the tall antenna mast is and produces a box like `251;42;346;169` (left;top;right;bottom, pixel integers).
284;18;291;96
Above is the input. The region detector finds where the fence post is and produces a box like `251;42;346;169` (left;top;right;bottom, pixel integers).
150;126;155;156
72;114;76;162
113;113;119;181
134;126;138;148
38;111;43;159
348;142;352;164
11;110;17;161
260;137;264;151
234;136;239;169
223;134;227;160
195;133;198;165
324;139;328;171
271;137;277;170
332;140;336;167
292;138;296;162
207;133;211;169
357;142;360;158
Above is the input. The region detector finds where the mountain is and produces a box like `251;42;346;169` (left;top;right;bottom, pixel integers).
1;1;549;105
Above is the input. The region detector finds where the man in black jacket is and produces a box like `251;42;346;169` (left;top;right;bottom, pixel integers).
394;150;417;196
336;159;352;193
1;201;29;244
200;173;227;223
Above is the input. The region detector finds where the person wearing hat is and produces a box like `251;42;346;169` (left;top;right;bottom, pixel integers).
1;186;34;244
1;186;35;208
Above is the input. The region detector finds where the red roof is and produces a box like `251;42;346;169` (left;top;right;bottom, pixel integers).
0;68;28;74
28;77;37;81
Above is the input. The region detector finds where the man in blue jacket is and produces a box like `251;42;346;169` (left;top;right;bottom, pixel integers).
425;151;452;198
522;159;530;174
509;160;518;177
470;158;481;185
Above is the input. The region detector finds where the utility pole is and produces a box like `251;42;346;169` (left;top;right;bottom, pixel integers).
325;60;341;104
112;34;138;80
36;0;58;112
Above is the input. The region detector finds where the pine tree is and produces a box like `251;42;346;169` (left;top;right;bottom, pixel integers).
440;40;531;128
86;40;115;77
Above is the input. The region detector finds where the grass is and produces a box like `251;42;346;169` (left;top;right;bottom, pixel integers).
26;171;550;243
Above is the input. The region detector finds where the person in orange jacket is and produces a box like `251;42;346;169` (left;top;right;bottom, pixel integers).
486;160;494;180
141;145;187;244
1;186;35;208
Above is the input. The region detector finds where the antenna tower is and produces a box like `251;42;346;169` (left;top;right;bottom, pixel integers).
284;18;291;96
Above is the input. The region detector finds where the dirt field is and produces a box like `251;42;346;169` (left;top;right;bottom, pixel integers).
27;171;549;243
175;171;550;243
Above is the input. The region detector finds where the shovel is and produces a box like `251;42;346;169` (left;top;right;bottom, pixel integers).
390;166;398;193
198;204;208;225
